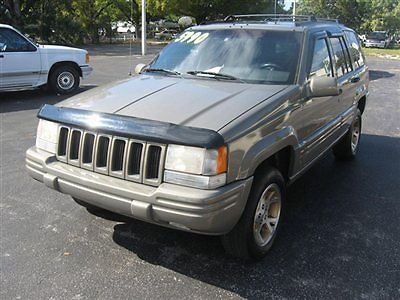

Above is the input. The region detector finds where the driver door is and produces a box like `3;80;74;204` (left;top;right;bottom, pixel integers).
0;27;41;89
300;35;340;167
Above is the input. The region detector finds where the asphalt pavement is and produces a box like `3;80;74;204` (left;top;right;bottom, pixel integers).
1;44;399;299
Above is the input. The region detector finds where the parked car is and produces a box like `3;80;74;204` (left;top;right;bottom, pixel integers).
364;31;391;48
154;29;178;40
26;15;368;260
0;24;92;94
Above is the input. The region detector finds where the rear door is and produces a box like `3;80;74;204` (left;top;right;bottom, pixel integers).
0;27;41;89
343;30;369;109
328;35;356;116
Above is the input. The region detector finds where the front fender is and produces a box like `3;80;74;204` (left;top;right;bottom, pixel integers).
236;127;299;180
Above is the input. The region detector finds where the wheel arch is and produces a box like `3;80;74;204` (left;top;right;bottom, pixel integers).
357;95;366;115
48;61;82;82
253;146;295;183
236;127;299;183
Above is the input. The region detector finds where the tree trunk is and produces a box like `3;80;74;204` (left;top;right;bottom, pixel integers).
5;0;23;26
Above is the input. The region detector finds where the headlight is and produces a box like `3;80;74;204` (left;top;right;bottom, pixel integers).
36;119;59;153
164;145;227;189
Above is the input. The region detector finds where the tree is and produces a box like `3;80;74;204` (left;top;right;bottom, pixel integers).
297;0;400;34
0;0;26;27
360;0;400;34
147;0;281;24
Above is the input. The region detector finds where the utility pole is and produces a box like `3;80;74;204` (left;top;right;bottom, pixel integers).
274;0;277;15
293;0;296;16
142;0;147;56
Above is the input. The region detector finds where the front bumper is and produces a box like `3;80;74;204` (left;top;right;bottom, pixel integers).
26;146;253;235
79;65;93;78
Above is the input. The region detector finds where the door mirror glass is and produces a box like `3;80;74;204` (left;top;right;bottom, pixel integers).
310;76;341;97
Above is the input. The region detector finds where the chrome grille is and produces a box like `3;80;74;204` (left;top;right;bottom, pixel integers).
56;126;166;186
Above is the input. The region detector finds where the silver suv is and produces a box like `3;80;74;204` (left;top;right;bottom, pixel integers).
26;15;369;260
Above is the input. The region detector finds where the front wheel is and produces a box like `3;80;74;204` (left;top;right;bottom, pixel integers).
49;65;80;94
333;109;362;160
221;166;286;260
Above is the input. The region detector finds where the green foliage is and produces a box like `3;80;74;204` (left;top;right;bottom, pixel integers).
157;0;279;23
297;0;400;34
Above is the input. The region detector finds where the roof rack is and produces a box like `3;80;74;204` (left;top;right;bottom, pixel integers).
224;14;339;24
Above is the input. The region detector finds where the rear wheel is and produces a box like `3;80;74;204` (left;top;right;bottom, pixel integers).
49;65;80;94
333;109;362;160
221;166;285;260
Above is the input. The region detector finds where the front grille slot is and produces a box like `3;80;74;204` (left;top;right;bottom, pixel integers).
69;130;82;160
96;136;110;168
58;127;69;157
82;133;95;164
146;145;162;179
111;139;126;172
127;143;143;175
56;126;165;186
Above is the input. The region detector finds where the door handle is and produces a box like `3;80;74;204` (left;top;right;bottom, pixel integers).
0;55;4;58
350;77;360;83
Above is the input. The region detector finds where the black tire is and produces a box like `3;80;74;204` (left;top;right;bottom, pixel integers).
333;109;362;160
49;65;80;94
221;166;286;260
73;197;106;212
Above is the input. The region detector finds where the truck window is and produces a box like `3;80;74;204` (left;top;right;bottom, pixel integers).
0;28;36;52
309;38;333;78
345;31;365;68
330;37;351;77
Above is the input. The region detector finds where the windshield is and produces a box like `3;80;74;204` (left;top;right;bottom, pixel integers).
367;32;387;40
149;29;302;85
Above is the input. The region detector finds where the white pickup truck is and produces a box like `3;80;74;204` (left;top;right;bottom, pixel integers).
0;24;92;94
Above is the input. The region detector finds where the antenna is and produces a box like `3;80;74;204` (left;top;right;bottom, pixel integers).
128;0;133;76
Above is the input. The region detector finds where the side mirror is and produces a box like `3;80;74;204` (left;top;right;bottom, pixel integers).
135;63;146;74
310;76;341;97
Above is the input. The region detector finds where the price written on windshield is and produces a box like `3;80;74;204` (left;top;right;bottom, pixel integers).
174;31;210;44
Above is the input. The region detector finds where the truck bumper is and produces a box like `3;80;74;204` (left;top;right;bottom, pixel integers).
79;65;93;79
26;147;253;235
365;42;386;48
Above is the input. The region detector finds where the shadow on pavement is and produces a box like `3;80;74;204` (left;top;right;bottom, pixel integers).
369;70;395;81
0;85;96;114
105;133;399;298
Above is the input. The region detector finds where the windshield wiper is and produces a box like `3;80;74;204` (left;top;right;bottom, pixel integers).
187;71;245;83
144;68;181;76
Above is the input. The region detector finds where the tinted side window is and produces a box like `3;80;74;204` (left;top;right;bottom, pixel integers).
339;37;353;72
0;28;36;52
345;31;365;68
310;38;333;78
330;37;351;77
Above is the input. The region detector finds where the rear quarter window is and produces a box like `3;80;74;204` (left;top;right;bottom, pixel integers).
345;31;365;68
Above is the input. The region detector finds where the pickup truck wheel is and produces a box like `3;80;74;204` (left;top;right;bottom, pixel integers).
333;109;362;160
49;65;80;94
221;167;285;260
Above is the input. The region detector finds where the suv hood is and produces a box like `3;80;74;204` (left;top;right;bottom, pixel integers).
59;75;288;131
